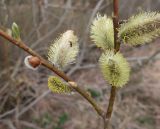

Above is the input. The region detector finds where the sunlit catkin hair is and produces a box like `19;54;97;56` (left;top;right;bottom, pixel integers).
90;14;114;50
99;51;130;87
119;12;160;45
48;30;79;70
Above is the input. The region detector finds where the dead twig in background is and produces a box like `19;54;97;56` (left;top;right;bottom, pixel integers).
19;120;43;129
17;90;50;117
67;0;104;76
2;119;17;129
31;0;72;49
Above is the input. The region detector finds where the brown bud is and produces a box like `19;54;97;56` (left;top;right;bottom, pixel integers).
28;56;41;68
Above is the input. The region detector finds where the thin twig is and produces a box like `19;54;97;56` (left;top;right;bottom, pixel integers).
31;0;71;49
0;29;104;118
113;0;120;53
0;108;16;119
19;120;43;129
17;90;50;117
2;119;17;129
104;87;117;129
104;0;120;128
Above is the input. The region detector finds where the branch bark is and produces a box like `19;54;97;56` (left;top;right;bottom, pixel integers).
0;29;104;118
104;0;120;128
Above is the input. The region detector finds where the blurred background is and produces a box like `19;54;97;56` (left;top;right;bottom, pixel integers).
0;0;160;129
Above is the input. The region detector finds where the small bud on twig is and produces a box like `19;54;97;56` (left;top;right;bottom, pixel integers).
24;56;41;70
12;22;21;40
68;81;77;87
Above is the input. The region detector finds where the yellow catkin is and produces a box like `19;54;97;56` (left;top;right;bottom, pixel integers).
48;76;72;94
119;12;160;45
99;51;130;87
90;14;114;50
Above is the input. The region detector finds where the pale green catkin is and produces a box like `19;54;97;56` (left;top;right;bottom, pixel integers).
119;12;160;45
90;14;114;50
99;50;130;87
48;76;72;94
48;30;79;70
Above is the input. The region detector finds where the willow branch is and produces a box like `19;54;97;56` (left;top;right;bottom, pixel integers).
0;29;104;117
104;87;117;128
113;0;120;53
104;0;120;128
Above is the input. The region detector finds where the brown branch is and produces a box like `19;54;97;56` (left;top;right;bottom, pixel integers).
104;87;117;129
113;0;120;53
0;29;104;117
106;87;116;118
104;0;120;128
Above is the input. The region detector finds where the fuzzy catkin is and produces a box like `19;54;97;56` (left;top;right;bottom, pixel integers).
48;30;79;70
90;14;114;50
119;12;160;45
99;51;130;87
48;76;72;94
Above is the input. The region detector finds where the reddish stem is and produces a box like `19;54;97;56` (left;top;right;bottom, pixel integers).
104;0;120;128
